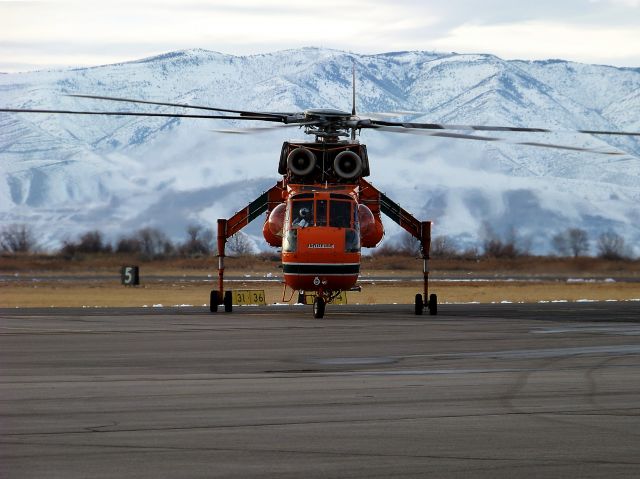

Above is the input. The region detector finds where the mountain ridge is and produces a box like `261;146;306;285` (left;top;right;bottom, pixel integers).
1;47;639;254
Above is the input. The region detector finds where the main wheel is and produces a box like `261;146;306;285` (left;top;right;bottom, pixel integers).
224;290;233;313
414;293;423;315
428;293;438;315
210;290;219;313
313;297;325;319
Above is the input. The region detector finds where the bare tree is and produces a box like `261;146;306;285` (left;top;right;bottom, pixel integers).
180;224;215;257
59;230;112;258
597;231;627;260
227;232;255;256
371;241;399;257
567;228;589;257
115;236;142;254
552;228;589;257
551;232;569;256
77;230;111;253
459;246;479;260
137;227;174;259
0;224;37;253
480;223;527;258
431;235;458;259
398;231;421;256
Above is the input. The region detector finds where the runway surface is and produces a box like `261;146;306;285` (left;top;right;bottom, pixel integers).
1;302;640;478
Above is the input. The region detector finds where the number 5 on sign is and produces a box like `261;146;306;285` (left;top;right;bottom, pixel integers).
233;290;266;305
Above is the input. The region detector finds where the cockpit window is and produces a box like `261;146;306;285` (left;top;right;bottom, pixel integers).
289;198;356;228
291;200;313;228
330;200;351;228
316;200;327;226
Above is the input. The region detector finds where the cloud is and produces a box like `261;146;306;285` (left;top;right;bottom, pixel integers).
591;0;640;7
1;0;639;71
430;21;640;65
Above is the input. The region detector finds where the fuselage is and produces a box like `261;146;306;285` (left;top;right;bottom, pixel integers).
281;184;361;292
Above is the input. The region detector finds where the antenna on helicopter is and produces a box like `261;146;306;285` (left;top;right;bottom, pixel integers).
351;58;357;141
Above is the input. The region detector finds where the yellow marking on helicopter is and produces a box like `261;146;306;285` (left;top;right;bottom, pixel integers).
304;291;348;305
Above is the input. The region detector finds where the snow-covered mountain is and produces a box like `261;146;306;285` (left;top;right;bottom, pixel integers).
1;47;639;254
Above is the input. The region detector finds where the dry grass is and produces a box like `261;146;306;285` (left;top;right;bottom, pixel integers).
3;252;639;277
2;278;638;308
2;253;639;308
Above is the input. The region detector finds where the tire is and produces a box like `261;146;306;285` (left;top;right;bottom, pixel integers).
313;297;325;319
428;293;438;316
210;290;219;313
224;290;233;313
414;293;423;315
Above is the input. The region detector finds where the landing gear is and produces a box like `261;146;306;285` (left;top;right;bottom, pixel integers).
210;290;219;313
414;293;438;315
428;293;438;316
313;296;326;319
209;290;233;313
224;290;233;313
414;293;423;315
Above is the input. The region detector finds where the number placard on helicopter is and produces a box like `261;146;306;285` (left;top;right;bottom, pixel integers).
233;290;267;306
304;291;347;305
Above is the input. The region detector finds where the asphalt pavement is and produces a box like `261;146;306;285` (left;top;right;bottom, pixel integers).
1;302;640;478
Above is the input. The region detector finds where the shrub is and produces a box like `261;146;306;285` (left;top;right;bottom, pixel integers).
597;231;628;260
0;224;37;253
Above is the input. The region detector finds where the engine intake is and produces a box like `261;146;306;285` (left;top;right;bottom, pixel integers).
287;147;316;176
333;151;362;180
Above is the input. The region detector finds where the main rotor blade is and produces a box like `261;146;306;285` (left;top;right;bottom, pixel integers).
67;94;297;119
368;125;625;156
370;119;640;137
360;111;424;119
210;122;320;134
0;108;285;122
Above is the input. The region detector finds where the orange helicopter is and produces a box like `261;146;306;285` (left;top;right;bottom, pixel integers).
2;69;638;318
216;128;432;319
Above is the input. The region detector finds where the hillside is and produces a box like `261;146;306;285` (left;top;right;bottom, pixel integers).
1;48;639;254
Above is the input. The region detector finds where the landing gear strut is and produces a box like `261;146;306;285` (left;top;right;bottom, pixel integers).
414;221;438;315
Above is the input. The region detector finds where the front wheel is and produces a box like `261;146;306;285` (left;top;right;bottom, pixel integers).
428;293;438;315
414;293;424;315
224;290;233;313
313;297;325;319
210;290;219;313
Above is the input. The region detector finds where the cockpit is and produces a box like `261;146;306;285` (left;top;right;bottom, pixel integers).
283;192;360;253
289;193;355;229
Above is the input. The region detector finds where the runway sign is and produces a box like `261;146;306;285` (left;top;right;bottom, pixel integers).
233;290;267;305
121;266;139;286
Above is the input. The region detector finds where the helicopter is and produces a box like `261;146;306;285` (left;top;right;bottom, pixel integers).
1;68;639;318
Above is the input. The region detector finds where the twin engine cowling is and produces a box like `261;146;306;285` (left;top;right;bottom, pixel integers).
279;142;370;182
333;151;363;180
286;148;317;176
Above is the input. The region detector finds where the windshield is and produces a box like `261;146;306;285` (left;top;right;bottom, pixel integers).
330;200;351;228
289;197;356;228
291;200;313;228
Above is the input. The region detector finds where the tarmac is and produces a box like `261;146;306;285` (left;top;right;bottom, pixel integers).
1;302;640;478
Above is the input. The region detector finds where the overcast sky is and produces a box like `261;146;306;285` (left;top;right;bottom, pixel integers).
2;0;639;72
